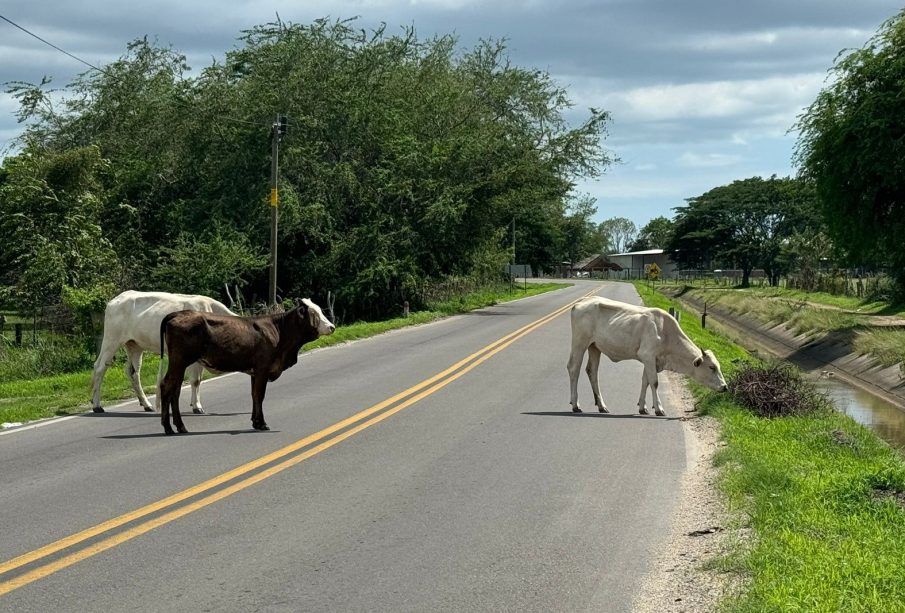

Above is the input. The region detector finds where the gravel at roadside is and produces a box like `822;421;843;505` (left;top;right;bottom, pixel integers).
632;374;741;612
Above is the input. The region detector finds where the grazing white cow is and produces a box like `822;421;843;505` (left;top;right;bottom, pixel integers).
567;296;727;416
90;290;236;413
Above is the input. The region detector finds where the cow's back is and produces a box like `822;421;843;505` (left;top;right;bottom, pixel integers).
103;290;235;351
571;296;663;362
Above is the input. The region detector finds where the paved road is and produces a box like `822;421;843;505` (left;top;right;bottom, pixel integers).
0;281;686;612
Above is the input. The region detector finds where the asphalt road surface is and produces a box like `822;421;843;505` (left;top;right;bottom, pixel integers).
0;281;687;612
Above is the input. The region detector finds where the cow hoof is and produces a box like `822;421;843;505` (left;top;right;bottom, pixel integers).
177;426;189;434
598;406;609;414
639;407;649;415
142;406;154;412
571;406;582;413
92;406;105;413
654;409;665;417
192;407;205;415
252;422;270;431
164;428;174;436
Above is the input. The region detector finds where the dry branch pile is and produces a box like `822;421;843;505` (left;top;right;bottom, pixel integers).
729;362;833;418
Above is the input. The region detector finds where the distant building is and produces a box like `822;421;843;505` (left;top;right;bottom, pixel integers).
607;249;676;278
569;254;623;277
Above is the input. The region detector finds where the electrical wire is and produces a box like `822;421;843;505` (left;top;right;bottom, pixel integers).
0;13;274;130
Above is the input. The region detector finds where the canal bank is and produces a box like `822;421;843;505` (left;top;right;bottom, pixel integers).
662;288;905;449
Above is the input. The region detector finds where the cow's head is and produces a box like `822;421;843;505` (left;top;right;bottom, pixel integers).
301;298;336;337
691;349;728;392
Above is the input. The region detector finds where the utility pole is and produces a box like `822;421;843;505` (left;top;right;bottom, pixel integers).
269;115;287;306
510;217;515;293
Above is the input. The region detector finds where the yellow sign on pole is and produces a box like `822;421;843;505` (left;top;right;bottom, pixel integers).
270;188;279;207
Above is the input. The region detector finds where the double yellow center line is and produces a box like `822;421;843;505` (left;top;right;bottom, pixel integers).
0;286;599;596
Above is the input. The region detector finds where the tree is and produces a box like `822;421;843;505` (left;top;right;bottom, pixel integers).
795;9;905;296
598;217;636;254
667;177;820;287
558;195;601;267
7;20;616;319
0;145;119;312
629;216;674;251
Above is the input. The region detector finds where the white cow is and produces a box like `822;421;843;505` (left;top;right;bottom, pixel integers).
90;290;236;413
567;296;727;416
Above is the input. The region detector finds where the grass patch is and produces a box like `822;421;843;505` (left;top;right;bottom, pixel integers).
655;283;905;372
853;328;905;371
0;282;567;425
636;281;905;611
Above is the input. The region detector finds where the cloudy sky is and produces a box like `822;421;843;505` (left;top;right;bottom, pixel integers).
1;1;901;228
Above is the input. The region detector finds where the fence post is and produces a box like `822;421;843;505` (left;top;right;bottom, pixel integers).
701;301;707;329
15;323;23;347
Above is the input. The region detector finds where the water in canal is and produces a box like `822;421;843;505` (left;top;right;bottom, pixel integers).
814;376;905;451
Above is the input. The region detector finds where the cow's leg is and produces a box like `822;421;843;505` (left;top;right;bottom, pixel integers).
639;361;664;416
90;337;121;412
585;344;608;413
123;342;153;412
160;373;174;435
250;375;269;431
161;363;188;435
188;363;205;414
637;375;649;415
171;391;188;434
567;341;586;413
649;369;665;416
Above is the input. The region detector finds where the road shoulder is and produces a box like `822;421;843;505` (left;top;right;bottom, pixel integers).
632;373;739;612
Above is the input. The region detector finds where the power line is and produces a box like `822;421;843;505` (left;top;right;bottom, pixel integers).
0;13;273;131
0;14;108;76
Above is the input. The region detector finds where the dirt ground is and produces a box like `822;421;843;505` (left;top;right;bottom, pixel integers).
632;374;741;612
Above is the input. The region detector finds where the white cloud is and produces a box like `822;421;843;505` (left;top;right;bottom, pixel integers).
677;151;742;168
678;26;872;53
603;73;825;122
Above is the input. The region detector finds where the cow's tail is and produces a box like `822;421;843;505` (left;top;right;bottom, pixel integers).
158;312;177;378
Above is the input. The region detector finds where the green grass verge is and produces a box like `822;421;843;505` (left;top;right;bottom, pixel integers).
635;281;905;612
0;282;567;425
657;284;905;370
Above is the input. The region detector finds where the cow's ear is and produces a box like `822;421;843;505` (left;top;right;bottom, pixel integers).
693;355;703;367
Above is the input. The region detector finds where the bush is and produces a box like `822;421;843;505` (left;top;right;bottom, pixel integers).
0;335;95;381
728;361;833;418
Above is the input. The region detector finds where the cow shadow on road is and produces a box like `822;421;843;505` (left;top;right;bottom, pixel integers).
80;410;250;418
78;411;156;418
521;411;683;421
101;429;278;439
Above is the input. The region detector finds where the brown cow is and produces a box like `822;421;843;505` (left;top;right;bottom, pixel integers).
158;299;335;435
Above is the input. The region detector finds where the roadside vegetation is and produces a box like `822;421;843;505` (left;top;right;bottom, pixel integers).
0;282;565;426
656;283;905;371
636;282;905;611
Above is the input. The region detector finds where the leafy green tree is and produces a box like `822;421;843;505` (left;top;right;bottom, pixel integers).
7;19;614;319
558;195;601;268
151;225;268;298
796;9;905;296
598;217;637;254
629;216;674;251
0;145;119;312
668;176;820;287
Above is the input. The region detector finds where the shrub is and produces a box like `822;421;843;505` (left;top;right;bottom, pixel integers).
0;335;94;380
728;361;833;418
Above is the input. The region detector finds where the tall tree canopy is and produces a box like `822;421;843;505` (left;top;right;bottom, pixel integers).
629;216;674;251
3;19;614;320
667;176;820;287
795;9;905;295
598;216;636;254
